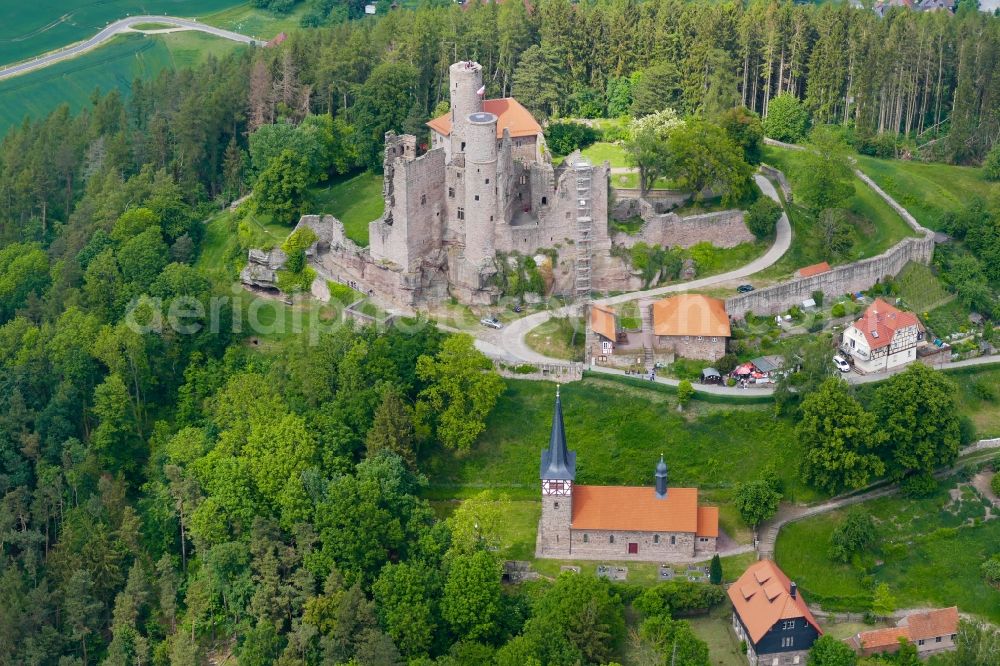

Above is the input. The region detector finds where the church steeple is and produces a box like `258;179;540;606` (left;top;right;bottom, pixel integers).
540;386;576;481
655;454;668;499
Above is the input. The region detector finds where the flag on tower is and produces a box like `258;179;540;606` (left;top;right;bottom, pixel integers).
476;85;486;97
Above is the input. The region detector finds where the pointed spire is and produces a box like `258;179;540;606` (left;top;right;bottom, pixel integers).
540;385;576;480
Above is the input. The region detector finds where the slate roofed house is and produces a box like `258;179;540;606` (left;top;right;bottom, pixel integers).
729;560;822;666
589;304;618;357
841;298;923;374
846;607;958;657
652;294;731;361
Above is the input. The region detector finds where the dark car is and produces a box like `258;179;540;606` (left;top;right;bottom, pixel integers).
737;284;755;293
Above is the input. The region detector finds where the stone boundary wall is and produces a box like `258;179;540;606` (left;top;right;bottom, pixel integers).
759;164;791;199
726;235;934;318
612;206;754;250
492;359;584;382
727;140;935;318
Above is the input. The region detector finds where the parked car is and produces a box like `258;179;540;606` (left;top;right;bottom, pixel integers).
832;355;851;373
737;284;755;293
480;317;503;329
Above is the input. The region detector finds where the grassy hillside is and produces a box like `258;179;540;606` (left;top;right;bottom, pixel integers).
309;173;384;246
759;145;918;281
0;0;243;65
776;475;1000;622
855;155;995;231
0;32;246;134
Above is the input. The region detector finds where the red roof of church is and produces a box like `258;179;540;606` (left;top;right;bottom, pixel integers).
427;98;543;139
570;485;717;536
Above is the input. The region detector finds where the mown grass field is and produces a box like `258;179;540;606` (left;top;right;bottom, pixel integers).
855;155;996;231
200;2;309;39
0;32;245;134
775;475;1000;623
524;316;585;362
0;0;242;65
422;378;821;542
308;173;384;247
758;145;918;281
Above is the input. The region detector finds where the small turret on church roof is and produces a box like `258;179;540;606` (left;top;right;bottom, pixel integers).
540;386;576;481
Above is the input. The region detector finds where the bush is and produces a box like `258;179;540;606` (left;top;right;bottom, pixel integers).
328;281;362;304
900;473;938;498
745;197;782;239
984;143;1000;182
991;471;1000;496
829;510;877;563
716;353;738;374
633;581;726;617
983;557;1000;586
545;121;599;156
812;290;825;307
972;379;998;402
831;303;846;318
763;94;809;143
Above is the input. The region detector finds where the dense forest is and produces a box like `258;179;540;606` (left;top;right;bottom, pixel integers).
1;0;1000;664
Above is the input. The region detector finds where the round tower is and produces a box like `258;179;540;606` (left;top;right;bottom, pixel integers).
463;111;498;266
449;61;483;156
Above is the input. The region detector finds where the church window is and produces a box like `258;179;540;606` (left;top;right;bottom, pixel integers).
457;208;465;220
654;535;660;544
670;535;676;545
583;534;589;543
553;501;559;509
448;187;455;198
609;535;615;544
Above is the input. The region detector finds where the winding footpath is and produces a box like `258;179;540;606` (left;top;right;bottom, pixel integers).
0;16;257;82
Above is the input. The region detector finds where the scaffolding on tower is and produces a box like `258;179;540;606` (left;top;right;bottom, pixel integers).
573;158;593;305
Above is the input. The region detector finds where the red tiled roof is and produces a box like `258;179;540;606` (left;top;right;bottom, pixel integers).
652;294;731;338
797;261;831;278
696;506;719;538
590;304;617;341
727;560;823;644
904;607;958;641
571;485;703;533
852;627;910;651
850;298;921;350
427;98;543;139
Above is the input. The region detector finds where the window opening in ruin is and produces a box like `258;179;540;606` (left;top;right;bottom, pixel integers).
541;196;547;205
448;187;455;198
421;194;426;205
474;195;480;201
457;208;465;220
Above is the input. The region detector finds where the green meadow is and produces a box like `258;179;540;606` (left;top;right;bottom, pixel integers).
0;32;246;134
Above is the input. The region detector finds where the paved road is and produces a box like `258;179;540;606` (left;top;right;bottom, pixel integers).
491;172;793;366
0;16;257;82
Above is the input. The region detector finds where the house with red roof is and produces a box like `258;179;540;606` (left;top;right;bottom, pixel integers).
536;389;718;561
841;298;924;373
728;560;823;666
846;607;959;657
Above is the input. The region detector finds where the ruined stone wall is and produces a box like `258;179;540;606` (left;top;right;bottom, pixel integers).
726;236;935;318
611;190;691;217
369;141;445;270
613;208;754;250
510;135;538;163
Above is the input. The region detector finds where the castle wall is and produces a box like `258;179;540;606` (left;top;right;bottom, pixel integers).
369;141;446;271
726;236;935;318
511;135;539;163
612;208;755;250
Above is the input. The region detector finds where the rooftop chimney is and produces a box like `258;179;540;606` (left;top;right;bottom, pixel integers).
790;582;797;599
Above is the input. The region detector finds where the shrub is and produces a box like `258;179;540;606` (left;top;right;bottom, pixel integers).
831;303;846;318
328;281;362;304
829;510;877;563
545;121;599;156
900;473;938;498
812;290;825;307
716;353;738;374
972;379;998;402
745;197;782;239
763;94;809;143
983;557;1000;586
984;143;1000;182
992;471;1000;496
634;581;726;617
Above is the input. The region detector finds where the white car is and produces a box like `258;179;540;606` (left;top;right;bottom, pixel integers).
480;317;503;330
833;355;851;373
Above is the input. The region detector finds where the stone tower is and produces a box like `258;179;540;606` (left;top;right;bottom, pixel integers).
448;61;483;157
463;111;499;267
539;387;576;556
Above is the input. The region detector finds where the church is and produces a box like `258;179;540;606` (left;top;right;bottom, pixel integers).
536;389;719;561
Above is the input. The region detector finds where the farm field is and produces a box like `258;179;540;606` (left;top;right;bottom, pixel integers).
0;32;246;134
199;2;310;39
855;154;995;231
757;145;918;281
308;172;384;246
0;0;243;65
775;474;1000;623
